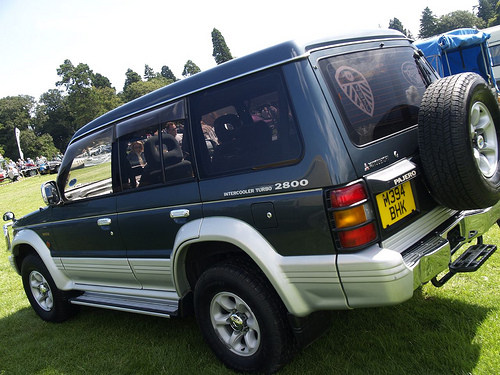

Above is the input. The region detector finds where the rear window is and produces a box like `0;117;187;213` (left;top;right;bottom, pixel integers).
319;47;427;145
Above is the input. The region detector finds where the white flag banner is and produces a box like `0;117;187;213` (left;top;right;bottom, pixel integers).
15;127;23;160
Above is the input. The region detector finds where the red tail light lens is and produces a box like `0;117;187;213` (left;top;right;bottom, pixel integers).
338;223;377;248
327;182;378;250
330;183;367;207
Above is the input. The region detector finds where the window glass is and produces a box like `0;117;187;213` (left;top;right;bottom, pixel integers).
490;44;500;67
193;70;302;176
319;47;427;145
62;127;113;201
116;104;193;190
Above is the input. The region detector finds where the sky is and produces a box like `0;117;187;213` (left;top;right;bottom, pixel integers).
0;0;479;101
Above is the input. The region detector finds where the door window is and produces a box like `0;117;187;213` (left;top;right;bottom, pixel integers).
61;127;114;201
116;100;193;190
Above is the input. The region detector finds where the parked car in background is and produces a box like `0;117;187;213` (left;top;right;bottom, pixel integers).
20;164;38;177
484;25;500;88
39;160;61;175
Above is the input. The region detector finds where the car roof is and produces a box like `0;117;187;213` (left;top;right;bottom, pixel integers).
72;29;406;141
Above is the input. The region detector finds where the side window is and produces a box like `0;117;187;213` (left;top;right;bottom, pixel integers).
192;69;302;176
61;127;113;201
490;44;500;67
116;101;193;190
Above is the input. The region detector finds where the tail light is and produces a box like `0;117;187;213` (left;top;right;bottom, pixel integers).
326;182;378;250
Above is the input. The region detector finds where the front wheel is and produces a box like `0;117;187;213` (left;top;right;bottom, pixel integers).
194;259;296;374
21;254;79;322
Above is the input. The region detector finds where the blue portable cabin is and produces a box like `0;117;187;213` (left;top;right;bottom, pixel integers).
414;28;498;91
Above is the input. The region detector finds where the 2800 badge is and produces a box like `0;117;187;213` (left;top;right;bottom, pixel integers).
275;179;309;190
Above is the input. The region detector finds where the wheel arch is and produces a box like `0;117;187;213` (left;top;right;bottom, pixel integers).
11;229;74;290
171;217;311;316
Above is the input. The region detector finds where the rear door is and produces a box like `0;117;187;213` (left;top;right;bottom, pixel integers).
312;39;440;238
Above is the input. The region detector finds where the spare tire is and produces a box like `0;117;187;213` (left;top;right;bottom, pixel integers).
418;72;500;210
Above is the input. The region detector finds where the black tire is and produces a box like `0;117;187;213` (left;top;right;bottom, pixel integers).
418;72;500;209
21;254;79;322
194;259;296;374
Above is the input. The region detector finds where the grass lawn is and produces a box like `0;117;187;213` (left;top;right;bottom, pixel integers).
0;176;499;374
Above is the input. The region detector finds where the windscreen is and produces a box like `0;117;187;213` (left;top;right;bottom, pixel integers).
319;47;428;146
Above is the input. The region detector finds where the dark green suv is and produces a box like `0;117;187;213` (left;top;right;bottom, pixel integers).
4;29;500;373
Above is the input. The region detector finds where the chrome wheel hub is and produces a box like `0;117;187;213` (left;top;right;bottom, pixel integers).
210;292;261;356
470;101;498;178
229;312;247;332
29;270;54;312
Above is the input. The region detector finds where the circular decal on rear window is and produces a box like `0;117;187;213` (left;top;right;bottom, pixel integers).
335;66;374;117
401;61;425;87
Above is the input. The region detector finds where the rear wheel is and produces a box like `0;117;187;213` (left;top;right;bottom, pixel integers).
21;254;79;322
194;259;296;373
418;73;500;209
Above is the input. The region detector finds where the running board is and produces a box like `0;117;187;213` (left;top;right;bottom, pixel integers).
431;244;497;287
70;291;179;318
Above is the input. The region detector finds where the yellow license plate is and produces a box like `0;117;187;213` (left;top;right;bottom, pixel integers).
376;181;416;228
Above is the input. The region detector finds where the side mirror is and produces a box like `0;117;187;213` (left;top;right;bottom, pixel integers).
3;211;15;222
41;181;61;206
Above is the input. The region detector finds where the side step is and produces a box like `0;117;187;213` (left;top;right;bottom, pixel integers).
70;291;179;318
431;244;497;287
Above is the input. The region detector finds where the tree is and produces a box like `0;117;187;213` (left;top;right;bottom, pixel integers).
477;0;495;25
0;95;36;159
55;59;120;132
161;65;177;82
19;129;59;159
212;28;233;65
487;0;500;26
56;60;93;93
419;7;438;38
144;64;157;80
435;10;486;34
121;77;172;102
93;73;112;89
123;68;142;92
388;18;411;38
182;60;201;77
37;89;74;152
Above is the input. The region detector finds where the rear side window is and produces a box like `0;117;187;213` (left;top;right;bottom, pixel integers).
192;69;302;177
319;47;427;145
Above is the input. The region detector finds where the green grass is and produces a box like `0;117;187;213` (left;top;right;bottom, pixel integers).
1;176;499;374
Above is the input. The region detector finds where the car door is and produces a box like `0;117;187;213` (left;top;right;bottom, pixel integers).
49;126;141;288
115;101;202;291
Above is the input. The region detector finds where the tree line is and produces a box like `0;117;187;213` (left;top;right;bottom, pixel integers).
0;2;497;162
389;0;499;38
0;28;233;162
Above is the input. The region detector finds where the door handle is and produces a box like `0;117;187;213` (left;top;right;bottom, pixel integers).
97;218;112;226
170;209;190;219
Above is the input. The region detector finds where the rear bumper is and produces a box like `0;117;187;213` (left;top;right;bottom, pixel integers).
337;201;500;308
